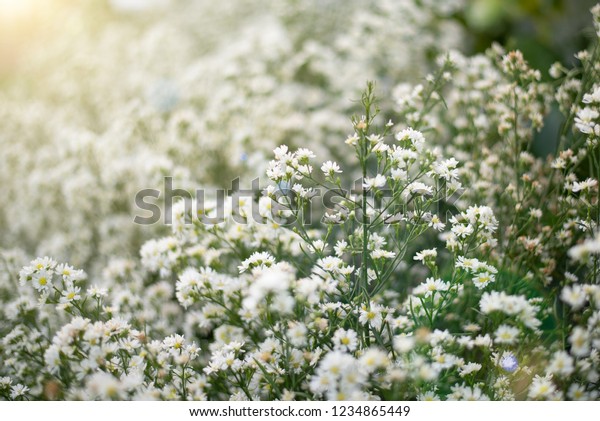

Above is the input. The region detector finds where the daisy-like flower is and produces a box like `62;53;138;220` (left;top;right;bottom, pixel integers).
413;278;449;297
569;327;590;357
406;182;433;197
238;251;276;273
472;272;495;289
393;335;415;353
390;168;407;181
572;178;598;193
366;134;383;144
560;285;587;310
370;249;396;259
32;269;53;292
459;363;482;377
319;256;344;272
321;161;342;177
429;214;445;231
455;256;481;272
395;128;425;151
359;348;388;372
10;384;29;400
528;375;557;400
296;148;315;161
494;325;520;344
358;304;384;330
59;286;82;305
583;86;600;104
334;240;348;256
574;107;599;134
332;328;358;352
568;231;600;261
363;174;386;190
414;248;437;262
547;351;574;377
418;391;441;401
345;133;359;146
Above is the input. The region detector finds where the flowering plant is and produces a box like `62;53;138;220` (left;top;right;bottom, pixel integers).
1;1;600;402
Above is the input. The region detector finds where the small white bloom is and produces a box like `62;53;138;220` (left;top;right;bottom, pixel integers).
363;174;386;190
332;329;358;352
321;160;342;176
494;325;520;344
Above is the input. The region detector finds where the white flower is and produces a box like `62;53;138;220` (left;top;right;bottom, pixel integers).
414;248;437;262
296;148;316;161
359;348;388;372
334;240;348;256
243;267;295;314
32;269;53;292
472;272;495;289
393;335;415;353
494;325;520;344
569;327;590;357
273;145;290;160
528;375;556;400
358;303;384;330
418;391;440;401
345;133;359;146
413;278;449;297
405;182;433;197
560;285;587;310
332;329;358;352
370;249;396;259
59;286;81;305
568;231;600;261
452;224;474;238
429;214;446;231
9;384;29;399
431;158;459;180
395;128;425;151
87;285;108;299
583;86;600;104
238;251;276;273
575;107;599;134
367;134;383;144
456;257;482;272
321;161;342;176
547;351;574;377
390;168;407;181
363;174;386;190
86;372;123;400
459;363;482;377
572;178;598;193
317;351;356;378
288;323;308;347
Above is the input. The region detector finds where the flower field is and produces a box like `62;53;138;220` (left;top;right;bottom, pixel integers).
1;0;599;401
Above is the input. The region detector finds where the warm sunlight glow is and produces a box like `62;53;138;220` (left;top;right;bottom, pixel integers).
0;0;35;16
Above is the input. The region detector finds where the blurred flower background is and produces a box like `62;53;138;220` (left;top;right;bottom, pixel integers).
0;0;595;274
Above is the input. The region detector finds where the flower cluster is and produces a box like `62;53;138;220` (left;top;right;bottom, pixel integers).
1;0;600;403
0;0;464;273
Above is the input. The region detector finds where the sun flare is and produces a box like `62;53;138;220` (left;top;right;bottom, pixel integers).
0;0;34;16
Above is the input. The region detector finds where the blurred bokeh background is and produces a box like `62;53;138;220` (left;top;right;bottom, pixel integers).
0;0;597;273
